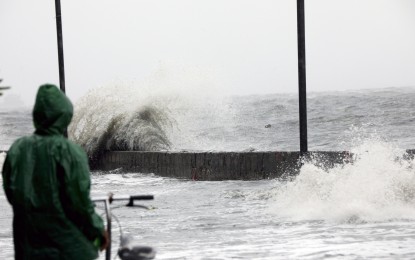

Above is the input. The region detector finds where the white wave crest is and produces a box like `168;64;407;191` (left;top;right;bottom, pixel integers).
68;85;172;160
269;138;415;223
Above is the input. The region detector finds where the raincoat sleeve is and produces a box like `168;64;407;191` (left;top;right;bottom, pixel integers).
57;144;105;242
2;154;13;205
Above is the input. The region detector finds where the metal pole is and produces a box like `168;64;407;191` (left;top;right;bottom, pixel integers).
297;0;308;154
55;0;66;93
104;199;112;260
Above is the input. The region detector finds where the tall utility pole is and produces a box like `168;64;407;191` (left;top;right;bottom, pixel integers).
55;0;66;93
297;0;308;154
55;0;68;138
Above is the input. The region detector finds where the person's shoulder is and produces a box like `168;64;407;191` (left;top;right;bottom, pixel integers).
67;139;87;156
7;135;36;155
54;136;88;158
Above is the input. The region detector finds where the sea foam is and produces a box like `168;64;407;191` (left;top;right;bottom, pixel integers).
69;84;173;161
269;136;415;223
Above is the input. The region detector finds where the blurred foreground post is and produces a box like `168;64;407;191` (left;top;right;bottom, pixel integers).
297;0;308;154
55;0;66;93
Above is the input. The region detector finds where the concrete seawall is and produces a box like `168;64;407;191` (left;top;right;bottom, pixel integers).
92;151;353;180
3;149;414;180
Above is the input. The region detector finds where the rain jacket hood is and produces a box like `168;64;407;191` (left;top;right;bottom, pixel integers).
33;84;73;135
2;84;104;260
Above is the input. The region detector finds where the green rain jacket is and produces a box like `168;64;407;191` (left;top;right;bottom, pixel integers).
2;84;104;260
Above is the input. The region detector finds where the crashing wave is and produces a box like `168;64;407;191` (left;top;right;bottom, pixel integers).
68;86;172;162
268;134;415;223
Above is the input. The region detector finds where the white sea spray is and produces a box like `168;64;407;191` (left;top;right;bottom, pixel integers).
68;84;173;160
269;137;415;222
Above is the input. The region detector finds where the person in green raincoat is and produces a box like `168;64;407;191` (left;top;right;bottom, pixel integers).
2;84;108;259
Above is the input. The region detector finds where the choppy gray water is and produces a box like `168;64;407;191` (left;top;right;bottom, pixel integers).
2;87;415;259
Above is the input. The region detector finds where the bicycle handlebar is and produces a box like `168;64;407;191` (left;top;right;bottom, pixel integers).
129;195;154;200
92;194;154;260
92;194;154;203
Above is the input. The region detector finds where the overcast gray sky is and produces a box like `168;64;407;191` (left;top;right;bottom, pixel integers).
1;0;415;107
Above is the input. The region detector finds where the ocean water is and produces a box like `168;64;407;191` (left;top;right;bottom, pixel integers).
1;87;415;259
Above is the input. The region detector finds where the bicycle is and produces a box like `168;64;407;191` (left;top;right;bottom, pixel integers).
93;193;156;260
